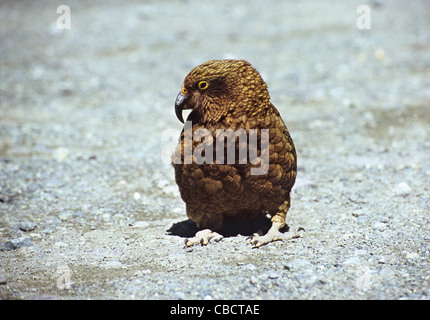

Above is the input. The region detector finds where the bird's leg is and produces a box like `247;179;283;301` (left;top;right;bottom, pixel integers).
250;200;300;248
250;221;300;248
185;229;223;247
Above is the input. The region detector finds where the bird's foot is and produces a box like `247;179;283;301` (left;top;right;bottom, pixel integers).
250;223;301;248
185;229;223;247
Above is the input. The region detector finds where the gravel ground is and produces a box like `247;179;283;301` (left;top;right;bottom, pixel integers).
1;0;429;300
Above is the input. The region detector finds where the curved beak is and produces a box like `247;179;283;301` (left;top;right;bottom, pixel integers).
174;91;188;123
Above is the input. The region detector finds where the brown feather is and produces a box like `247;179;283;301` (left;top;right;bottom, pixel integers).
172;59;297;232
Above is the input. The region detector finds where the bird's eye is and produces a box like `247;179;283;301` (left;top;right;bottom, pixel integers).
198;81;209;90
181;87;188;95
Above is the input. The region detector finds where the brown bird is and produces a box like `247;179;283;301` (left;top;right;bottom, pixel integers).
172;59;299;247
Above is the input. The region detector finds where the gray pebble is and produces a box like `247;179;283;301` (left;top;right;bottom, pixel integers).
379;266;395;278
244;263;256;271
58;212;73;221
13;221;36;232
342;256;361;266
101;260;123;269
249;276;258;285
0;275;7;285
284;259;312;271
373;221;387;231
3;236;33;251
294;274;308;285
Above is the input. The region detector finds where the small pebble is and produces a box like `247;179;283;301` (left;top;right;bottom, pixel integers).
29;233;42;241
53;147;70;162
58;212;73;221
249;276;258;285
405;252;419;260
3;236;32;251
342;256;361;266
13;221;36;232
244;263;256;271
0;275;7;285
133;221;149;228
373;221;386;231
379;266;395;277
284;259;311;271
393;182;412;197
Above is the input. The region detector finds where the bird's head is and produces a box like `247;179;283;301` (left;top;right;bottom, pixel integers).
175;59;270;124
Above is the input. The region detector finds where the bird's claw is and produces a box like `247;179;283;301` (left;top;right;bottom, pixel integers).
250;229;301;248
185;229;223;247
